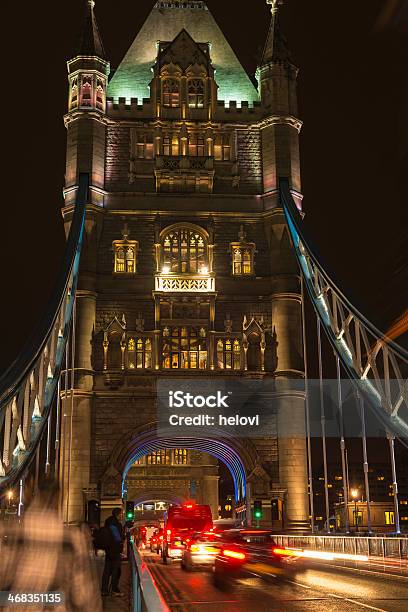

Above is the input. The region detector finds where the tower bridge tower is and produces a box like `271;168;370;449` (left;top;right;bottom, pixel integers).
61;0;309;531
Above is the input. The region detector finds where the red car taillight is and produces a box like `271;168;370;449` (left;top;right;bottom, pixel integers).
223;548;246;561
271;547;297;557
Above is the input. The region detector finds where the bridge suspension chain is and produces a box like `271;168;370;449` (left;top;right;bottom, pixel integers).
0;174;88;493
280;178;408;443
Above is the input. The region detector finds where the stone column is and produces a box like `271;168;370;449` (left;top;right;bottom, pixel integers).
200;475;219;521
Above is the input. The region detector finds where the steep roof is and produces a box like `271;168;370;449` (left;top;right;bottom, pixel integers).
77;0;106;59
108;0;259;105
261;4;290;65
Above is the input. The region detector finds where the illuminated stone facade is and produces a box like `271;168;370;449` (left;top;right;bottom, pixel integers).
61;0;309;530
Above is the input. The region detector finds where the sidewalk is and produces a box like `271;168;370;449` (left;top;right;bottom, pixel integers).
94;554;131;611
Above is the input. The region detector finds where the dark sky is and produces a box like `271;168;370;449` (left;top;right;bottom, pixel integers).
1;0;407;372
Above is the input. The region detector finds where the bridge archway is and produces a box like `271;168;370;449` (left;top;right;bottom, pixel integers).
104;422;260;521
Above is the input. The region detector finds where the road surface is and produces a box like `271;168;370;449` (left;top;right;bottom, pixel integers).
142;550;408;611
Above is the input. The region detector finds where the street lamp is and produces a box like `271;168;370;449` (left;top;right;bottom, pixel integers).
351;489;359;533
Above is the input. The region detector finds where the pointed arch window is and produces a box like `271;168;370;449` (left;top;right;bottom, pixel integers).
70;77;78;110
162;79;180;108
96;78;105;111
162;227;208;273
217;338;241;370
230;228;255;276
80;75;93;107
188;79;205;108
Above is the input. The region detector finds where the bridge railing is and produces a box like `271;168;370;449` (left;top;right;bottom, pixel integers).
280;178;408;442
272;534;408;560
0;174;88;493
128;538;169;612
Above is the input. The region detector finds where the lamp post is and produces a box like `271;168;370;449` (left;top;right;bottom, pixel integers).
351;489;359;533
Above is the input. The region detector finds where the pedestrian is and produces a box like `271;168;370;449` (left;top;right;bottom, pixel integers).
101;508;125;597
0;481;102;612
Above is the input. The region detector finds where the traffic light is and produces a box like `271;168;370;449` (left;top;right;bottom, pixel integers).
126;501;135;520
253;500;262;520
271;498;279;521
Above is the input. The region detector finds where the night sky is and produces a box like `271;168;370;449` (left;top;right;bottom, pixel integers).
1;0;407;373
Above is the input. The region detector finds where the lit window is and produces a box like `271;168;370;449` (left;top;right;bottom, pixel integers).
113;226;138;274
80;75;93;107
385;511;395;525
162;79;180;107
188;79;205;108
188;135;205;156
136;133;154;159
217;338;241;370
230;228;255;276
400;500;408;505
214;134;231;161
127;337;151;369
377;476;385;481
162;227;207;273
146;450;170;465
334;476;343;481
162;326;207;370
70;77;78;109
174;449;188;465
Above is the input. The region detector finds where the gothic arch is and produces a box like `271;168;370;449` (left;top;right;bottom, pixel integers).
102;421;260;505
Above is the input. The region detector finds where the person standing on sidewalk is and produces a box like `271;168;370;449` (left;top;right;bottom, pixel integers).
101;508;125;597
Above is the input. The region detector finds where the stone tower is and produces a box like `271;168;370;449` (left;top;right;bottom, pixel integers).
61;0;309;531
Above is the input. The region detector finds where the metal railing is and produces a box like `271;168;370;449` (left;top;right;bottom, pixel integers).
280;177;408;443
129;538;169;612
272;534;408;560
0;174;88;493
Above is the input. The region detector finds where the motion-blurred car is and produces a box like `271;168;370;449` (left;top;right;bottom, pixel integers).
181;531;222;571
213;529;301;589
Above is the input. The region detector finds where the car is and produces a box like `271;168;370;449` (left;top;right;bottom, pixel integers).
213;529;301;590
181;531;222;571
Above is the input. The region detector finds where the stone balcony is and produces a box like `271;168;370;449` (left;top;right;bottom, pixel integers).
154;273;216;293
155;155;214;171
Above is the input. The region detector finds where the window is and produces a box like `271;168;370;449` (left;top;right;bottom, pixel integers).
70;77;78;109
113;228;138;275
385;511;395;525
188;79;205;108
353;510;363;526
214;134;231;161
174;449;188;465
146;450;170;465
162;79;180;107
127;337;151;369
217;339;241;370
162;326;207;369
162;227;207;273
114;245;135;273
232;247;253;275
136;133;154;159
188;135;205;157
96;78;105;110
80;75;93;107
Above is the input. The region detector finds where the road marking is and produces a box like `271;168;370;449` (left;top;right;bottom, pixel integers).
329;593;388;612
283;579;312;589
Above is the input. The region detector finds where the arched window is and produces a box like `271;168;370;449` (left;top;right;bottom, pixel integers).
96;78;105;110
162;326;207;369
70;77;78;109
162;79;180;107
188;79;205;108
162;227;207;273
80;75;93;107
217;338;241;370
173;449;188;465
